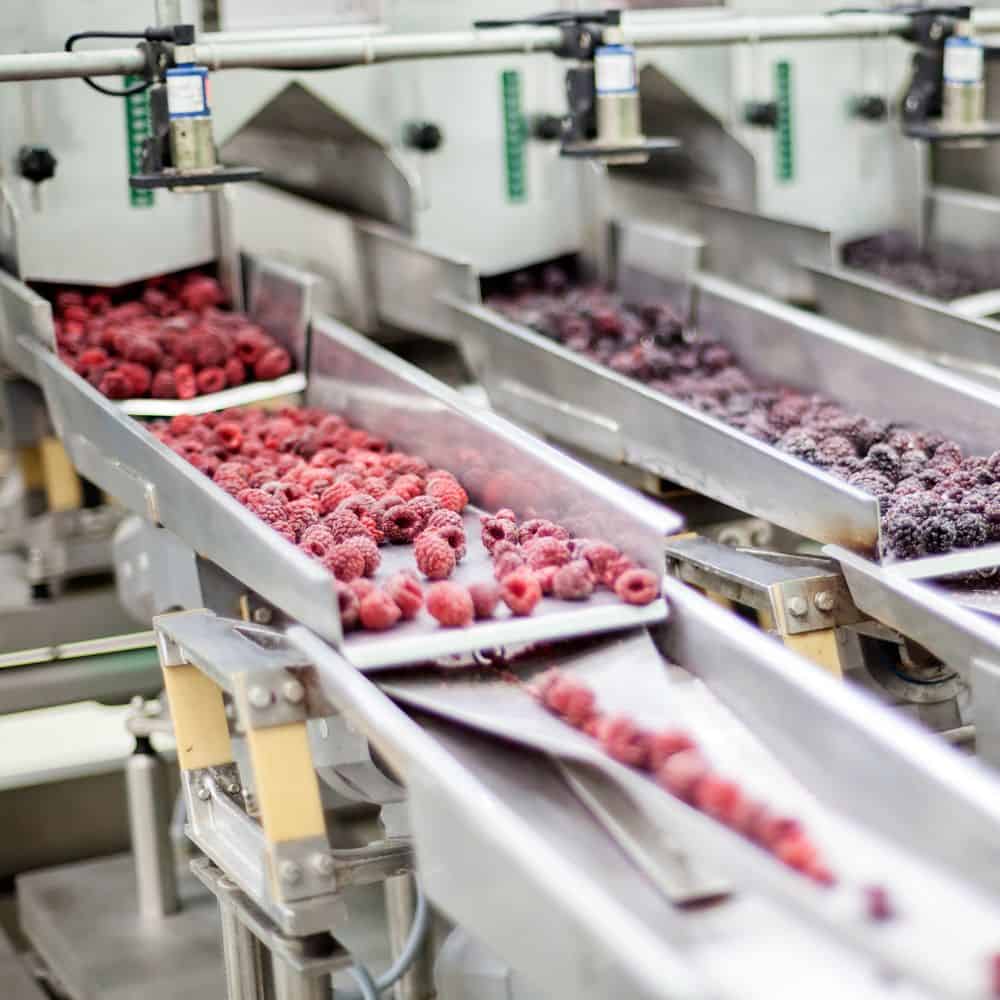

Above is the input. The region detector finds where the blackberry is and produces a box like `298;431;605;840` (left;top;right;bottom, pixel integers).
848;470;894;502
921;516;957;554
898;449;929;480
892;476;924;497
954;513;988;549
778;428;820;465
769;394;811;431
886;428;918;453
864;444;901;481
884;515;922;560
961;490;988;514
988;451;1000;479
815;435;857;468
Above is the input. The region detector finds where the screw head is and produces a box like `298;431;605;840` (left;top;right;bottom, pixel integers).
312;853;335;878
196;784;211;801
248;685;272;710
282;679;305;705
252;606;273;625
814;591;836;613
226;782;241;796
787;596;808;618
278;860;302;885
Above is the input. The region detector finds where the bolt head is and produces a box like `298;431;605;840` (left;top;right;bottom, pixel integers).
226;782;241;796
312;853;335;878
278;860;302;885
196;784;211;801
252;606;273;625
787;596;808;618
248;685;272;710
282;678;305;705
814;590;836;613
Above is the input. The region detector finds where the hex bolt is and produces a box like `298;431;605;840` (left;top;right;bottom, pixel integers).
226;782;241;796
787;596;809;618
248;685;272;710
282;679;306;705
197;784;211;801
814;591;836;613
279;861;302;885
312;854;336;878
252;606;273;625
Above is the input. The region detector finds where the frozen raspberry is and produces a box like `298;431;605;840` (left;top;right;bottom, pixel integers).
319;481;359;515
391;474;424;501
336;582;360;631
647;730;697;772
755;815;804;851
348;578;376;602
385;571;424;620
493;508;517;523
533;565;560;595
524;536;571;571
235;329;268;365
614;568;660;605
224;357;246;387
426;509;463;532
349;534;381;576
493;549;526;581
414;531;456;580
519;518;569;545
552;560;595;601
481;516;518;554
255;347;292;381
359;590;402;631
864;885;894;922
337;492;377;521
468;581;501;620
581;541;619;579
238;488;286;524
596;715;649;767
426;476;468;513
774;834;819;874
657;750;710;802
601;555;636;588
383;503;423;543
545;675;596;727
501;568;542;616
432;524;467;562
426;582;475;628
196;366;227;395
123;336;163;368
99;369;131;399
324;542;366;582
215;421;243;451
300;525;336;559
693;774;744;825
285;498;319;538
406;495;441;528
324;510;366;543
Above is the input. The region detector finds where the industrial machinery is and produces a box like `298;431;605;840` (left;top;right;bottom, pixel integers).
10;7;1000;1000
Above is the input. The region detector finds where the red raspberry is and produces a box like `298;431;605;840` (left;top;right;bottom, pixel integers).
596;715;649;767
79;346;110;369
300;525;336;559
863;886;893;921
582;542;620;579
224;357;246;387
255;347;292;381
775;834;819;874
481;516;518;554
426;582;474;628
238;488;286;524
390;474;424;501
493;508;517;523
215;422;243;451
614;568;659;605
756;815;804;850
432;524;467;562
195;332;227;368
174;363;197;400
693;775;743;824
647;730;697;772
359;590;402;631
552;560;595;600
534;565;559;595
324;510;366;543
657;750;710;802
427;509;463;532
602;555;636;587
544;675;595;728
351;534;381;576
98;369;131;399
87;292;112;314
337;492;376;520
319;481;359;515
123;335;163;368
169;412;196;435
385;571;424;620
491;540;519;561
336;581;361;632
188;453;219;476
180;275;225;312
468;581;500;620
324;541;365;582
493;550;525;581
501;568;542;616
383;503;423;543
414;531;456;580
118;362;152;396
348;578;376;602
519;518;569;545
285;498;320;538
407;495;440;528
196;366;227;394
524;536;571;571
426;476;468;513
807;863;837;888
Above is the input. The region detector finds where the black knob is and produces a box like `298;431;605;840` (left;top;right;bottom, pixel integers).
404;122;443;153
18;146;57;184
743;102;778;128
532;114;564;142
852;95;888;121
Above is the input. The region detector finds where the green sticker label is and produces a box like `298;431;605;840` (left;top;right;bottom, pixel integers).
123;76;154;207
501;70;526;202
775;60;794;183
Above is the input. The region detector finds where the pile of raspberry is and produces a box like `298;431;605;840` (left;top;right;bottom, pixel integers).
488;272;1000;568
149;405;661;635
52;271;292;401
480;508;660;613
534;668;836;887
842;230;1000;301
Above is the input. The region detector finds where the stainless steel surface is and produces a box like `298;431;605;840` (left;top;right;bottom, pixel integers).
16;853;225;1000
384;873;433;1000
0;269;54;382
0;926;46;1000
125;748;181;921
272;960;329;1000
218;890;267;1000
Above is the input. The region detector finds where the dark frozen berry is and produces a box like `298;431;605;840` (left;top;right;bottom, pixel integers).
954;512;989;549
864;444;901;481
884;515;922;560
921;516;957;554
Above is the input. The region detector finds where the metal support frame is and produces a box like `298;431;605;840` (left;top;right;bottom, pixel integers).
665;535;866;678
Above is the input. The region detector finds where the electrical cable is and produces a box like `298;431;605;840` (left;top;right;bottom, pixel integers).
335;882;430;999
64;30;158;97
346;964;379;1000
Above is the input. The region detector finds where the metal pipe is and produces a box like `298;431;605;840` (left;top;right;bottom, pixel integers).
384;874;433;1000
217;883;267;1000
0;49;146;82
125;738;180;920
271;959;328;1000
